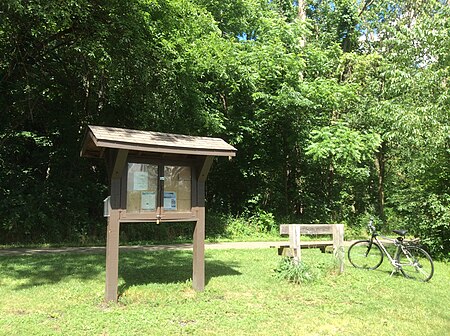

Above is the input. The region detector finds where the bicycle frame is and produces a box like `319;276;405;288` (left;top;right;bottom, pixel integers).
367;225;420;276
369;235;402;271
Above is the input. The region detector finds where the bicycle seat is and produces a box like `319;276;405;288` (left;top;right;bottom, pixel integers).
393;229;407;236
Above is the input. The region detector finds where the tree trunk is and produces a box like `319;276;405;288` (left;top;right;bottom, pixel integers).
374;142;386;222
298;0;306;47
297;0;306;21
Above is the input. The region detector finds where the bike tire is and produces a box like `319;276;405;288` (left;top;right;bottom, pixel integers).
348;240;384;270
398;246;434;282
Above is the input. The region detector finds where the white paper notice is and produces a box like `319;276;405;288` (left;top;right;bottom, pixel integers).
134;171;148;190
141;191;156;210
164;192;177;210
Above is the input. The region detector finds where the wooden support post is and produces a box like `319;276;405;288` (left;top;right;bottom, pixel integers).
332;224;345;274
192;206;205;291
105;209;120;302
104;149;126;302
192;156;212;291
289;224;301;264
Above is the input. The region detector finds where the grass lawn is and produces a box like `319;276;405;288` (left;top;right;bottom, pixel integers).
0;248;449;335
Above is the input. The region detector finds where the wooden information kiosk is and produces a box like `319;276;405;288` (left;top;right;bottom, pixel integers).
81;125;236;302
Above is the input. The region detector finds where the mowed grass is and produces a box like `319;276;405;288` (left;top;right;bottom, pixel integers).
0;248;449;336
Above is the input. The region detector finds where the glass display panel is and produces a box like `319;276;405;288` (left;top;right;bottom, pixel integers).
164;166;191;212
127;163;158;213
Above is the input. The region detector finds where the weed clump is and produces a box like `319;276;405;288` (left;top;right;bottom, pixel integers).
274;257;321;284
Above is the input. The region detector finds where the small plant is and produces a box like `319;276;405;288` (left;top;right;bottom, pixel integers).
274;257;320;284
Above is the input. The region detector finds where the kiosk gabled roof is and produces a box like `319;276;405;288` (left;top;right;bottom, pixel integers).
81;125;237;158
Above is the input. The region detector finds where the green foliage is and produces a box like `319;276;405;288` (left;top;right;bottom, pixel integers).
119;222;196;245
392;191;450;259
0;0;449;256
206;209;277;240
306;124;381;178
223;216;257;238
274;257;321;283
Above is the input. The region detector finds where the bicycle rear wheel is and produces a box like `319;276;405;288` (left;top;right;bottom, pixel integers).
398;246;434;282
348;240;384;270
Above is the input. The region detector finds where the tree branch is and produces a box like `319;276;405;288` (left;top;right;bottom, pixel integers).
359;0;376;17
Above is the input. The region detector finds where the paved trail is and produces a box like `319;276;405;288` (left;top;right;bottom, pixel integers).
0;242;281;256
0;241;356;256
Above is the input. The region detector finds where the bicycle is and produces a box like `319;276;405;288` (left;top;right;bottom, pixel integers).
347;219;434;281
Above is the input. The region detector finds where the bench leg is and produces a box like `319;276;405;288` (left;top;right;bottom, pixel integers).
289;224;301;264
332;224;345;274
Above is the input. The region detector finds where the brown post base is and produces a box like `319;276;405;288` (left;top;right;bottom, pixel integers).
105;210;120;302
192;209;205;291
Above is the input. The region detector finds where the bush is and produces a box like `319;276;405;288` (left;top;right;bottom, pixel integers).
206;210;277;240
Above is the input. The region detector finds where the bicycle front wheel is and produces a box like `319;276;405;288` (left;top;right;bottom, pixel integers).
348;240;384;270
398;246;434;282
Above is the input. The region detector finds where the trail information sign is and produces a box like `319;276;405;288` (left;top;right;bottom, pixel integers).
81;125;236;302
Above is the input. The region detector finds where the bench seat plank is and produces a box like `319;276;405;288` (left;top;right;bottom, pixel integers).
279;224;334;235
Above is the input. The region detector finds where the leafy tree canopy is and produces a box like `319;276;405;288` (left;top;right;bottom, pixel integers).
0;0;448;256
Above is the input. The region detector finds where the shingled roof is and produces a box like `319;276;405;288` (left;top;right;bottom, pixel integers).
80;125;237;158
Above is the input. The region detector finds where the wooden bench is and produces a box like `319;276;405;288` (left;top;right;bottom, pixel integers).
273;224;345;274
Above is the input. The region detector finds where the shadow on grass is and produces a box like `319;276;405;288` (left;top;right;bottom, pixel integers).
0;250;241;291
118;250;241;295
347;261;409;280
0;253;105;289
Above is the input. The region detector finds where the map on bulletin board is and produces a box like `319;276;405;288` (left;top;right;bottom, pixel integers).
164;192;177;210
